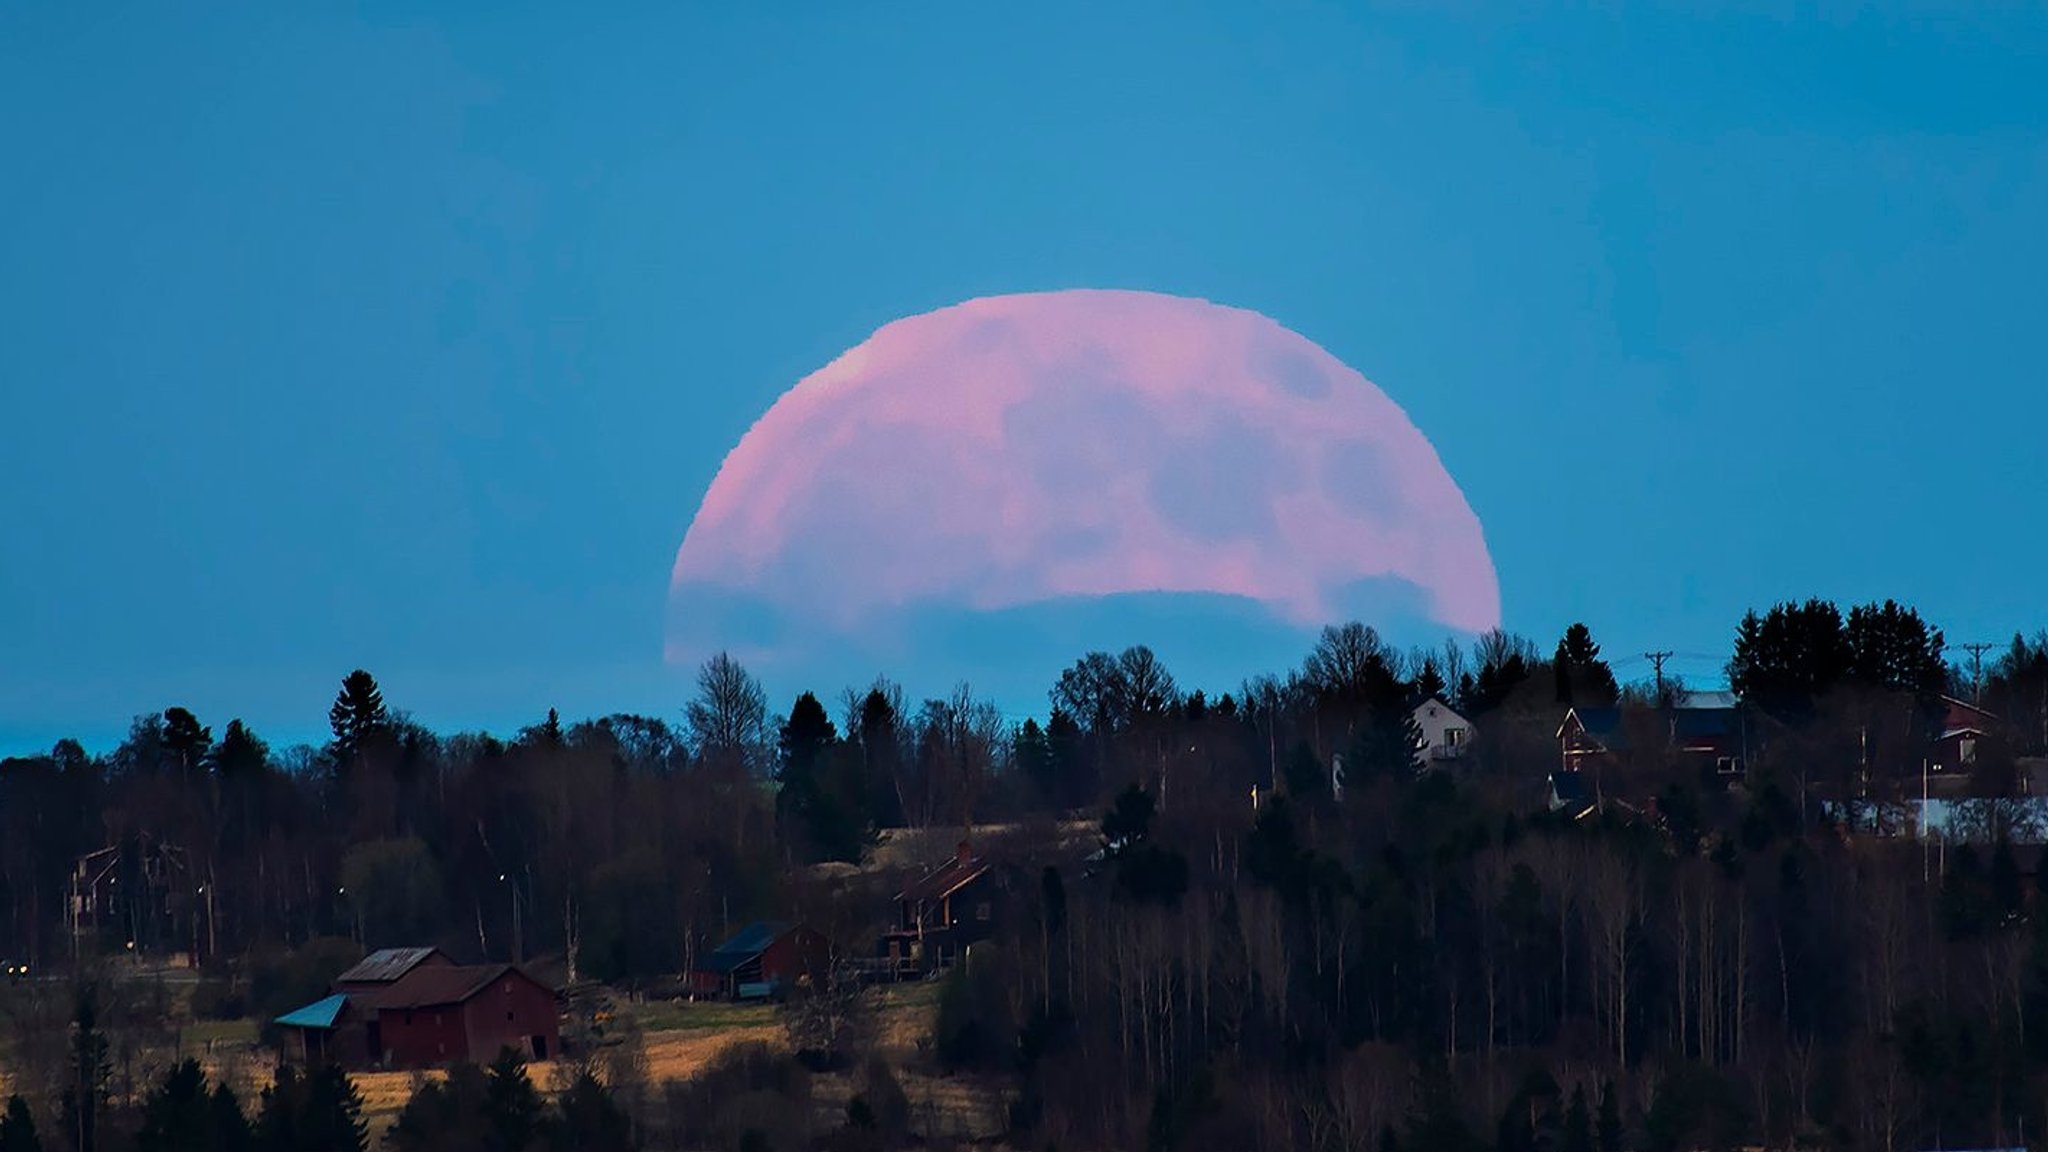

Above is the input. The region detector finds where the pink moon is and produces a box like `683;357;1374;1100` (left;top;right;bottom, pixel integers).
668;289;1498;665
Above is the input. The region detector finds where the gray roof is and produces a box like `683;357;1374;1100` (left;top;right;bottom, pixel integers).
1674;689;1740;709
334;946;445;985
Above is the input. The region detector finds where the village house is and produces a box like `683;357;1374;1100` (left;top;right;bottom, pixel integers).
1409;695;1474;771
1930;694;2004;778
879;840;1000;976
68;833;189;958
274;946;560;1070
686;921;832;1000
1552;693;1751;812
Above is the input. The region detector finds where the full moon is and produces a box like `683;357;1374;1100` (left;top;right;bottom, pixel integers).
668;289;1498;687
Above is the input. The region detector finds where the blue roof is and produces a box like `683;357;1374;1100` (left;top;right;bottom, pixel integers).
700;921;792;974
275;993;348;1030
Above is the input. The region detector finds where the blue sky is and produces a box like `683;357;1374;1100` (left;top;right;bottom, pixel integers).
3;4;2044;753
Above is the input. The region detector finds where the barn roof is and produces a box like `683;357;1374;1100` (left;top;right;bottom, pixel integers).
698;921;793;974
362;963;541;1009
334;946;447;985
275;993;349;1030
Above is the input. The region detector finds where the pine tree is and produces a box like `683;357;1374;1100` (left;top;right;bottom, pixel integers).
482;1048;543;1152
257;1064;365;1152
1555;623;1619;706
210;1084;253;1152
327;669;390;768
136;1060;213;1152
546;1069;632;1152
161;708;213;775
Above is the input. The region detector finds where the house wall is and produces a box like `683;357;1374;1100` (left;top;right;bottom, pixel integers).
1411;701;1472;764
759;927;831;989
378;1003;471;1068
462;973;561;1063
373;975;559;1068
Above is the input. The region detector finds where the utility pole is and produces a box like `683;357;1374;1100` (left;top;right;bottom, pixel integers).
1645;651;1674;703
1961;641;1994;704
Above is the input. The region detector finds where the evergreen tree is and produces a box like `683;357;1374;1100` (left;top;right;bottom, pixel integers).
384;1064;486;1152
545;1069;632;1152
1555;623;1620;706
1844;599;1948;696
0;1097;41;1152
778;692;863;862
161;708;213;775
213;719;269;780
210;1084;254;1152
328;669;390;767
482;1048;544;1152
136;1060;214;1152
1728;600;1850;717
1413;658;1447;703
257;1064;366;1152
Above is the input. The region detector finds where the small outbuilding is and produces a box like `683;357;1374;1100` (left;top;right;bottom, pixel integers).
687;921;832;1000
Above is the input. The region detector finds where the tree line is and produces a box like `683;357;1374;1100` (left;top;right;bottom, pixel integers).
7;601;2048;1148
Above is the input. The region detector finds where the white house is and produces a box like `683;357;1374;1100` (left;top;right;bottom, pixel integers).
1410;696;1474;770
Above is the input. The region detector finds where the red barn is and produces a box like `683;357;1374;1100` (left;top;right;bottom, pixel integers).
274;947;560;1070
365;964;560;1067
687;921;832;1000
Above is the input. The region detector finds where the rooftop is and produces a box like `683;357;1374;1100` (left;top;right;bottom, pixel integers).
698;921;794;974
334;946;447;986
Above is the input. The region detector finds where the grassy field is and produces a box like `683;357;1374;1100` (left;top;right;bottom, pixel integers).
4;976;970;1150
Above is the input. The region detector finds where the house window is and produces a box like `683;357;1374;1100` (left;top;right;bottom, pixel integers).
1443;728;1466;748
976;902;991;922
1961;738;1978;765
1716;756;1742;776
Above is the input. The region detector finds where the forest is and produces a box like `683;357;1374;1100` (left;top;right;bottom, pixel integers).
6;600;2048;1151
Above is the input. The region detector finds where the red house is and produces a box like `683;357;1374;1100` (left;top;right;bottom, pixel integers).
1930;695;2003;777
687;921;832;1000
879;841;997;975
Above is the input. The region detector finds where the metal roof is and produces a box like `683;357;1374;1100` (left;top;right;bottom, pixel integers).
360;963;532;1009
275;993;349;1030
334;946;446;985
699;922;793;974
898;851;990;904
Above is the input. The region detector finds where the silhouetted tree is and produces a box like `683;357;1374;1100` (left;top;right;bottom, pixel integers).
686;653;768;775
327;670;390;767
